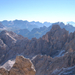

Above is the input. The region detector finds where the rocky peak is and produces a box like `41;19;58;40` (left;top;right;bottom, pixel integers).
0;56;36;75
51;24;61;31
42;25;69;56
0;30;25;47
0;30;24;40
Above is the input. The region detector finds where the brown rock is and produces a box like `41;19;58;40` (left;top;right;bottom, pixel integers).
65;31;75;52
32;52;75;75
0;68;8;75
10;56;36;75
0;56;36;75
42;25;68;56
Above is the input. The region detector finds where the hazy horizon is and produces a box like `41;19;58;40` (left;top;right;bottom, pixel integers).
0;19;75;25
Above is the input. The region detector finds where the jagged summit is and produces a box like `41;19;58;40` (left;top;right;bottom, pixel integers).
51;24;61;31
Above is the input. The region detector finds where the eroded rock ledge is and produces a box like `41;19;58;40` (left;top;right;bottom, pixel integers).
0;56;36;75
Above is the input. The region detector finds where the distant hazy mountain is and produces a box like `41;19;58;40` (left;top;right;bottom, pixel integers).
0;22;6;32
53;22;75;33
15;26;49;39
14;22;75;39
1;20;39;31
0;22;4;28
1;20;52;31
30;21;44;27
15;29;30;37
1;20;75;39
43;22;52;27
30;21;52;27
67;21;75;27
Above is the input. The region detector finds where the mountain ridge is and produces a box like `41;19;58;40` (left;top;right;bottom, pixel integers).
0;24;75;75
14;22;75;39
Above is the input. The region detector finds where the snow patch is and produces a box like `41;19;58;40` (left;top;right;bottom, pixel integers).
31;55;37;60
0;60;15;71
31;64;36;72
56;50;65;57
52;66;75;75
6;33;16;42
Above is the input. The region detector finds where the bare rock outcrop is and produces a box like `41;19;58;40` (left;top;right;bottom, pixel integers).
0;56;36;75
42;25;68;56
32;52;75;75
0;68;8;75
65;31;75;52
0;30;24;46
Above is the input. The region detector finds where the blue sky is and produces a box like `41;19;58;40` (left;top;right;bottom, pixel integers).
0;0;75;23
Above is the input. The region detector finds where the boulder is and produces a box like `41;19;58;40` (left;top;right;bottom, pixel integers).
0;56;36;75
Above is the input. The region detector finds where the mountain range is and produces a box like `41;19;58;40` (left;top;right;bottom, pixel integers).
0;20;52;31
67;21;75;27
15;22;75;39
1;20;75;40
0;24;75;75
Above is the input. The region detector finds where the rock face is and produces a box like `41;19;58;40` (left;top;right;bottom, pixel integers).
42;25;68;56
51;66;75;75
32;52;75;75
0;68;8;75
0;30;25;64
65;31;75;53
0;56;36;75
